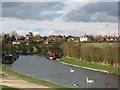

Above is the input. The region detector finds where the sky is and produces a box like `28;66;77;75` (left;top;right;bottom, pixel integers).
1;0;119;36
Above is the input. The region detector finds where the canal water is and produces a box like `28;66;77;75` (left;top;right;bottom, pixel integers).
4;55;119;88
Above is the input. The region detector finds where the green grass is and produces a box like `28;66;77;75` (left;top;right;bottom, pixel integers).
0;65;2;78
0;85;20;90
2;66;68;89
83;43;118;48
0;65;2;71
59;57;119;73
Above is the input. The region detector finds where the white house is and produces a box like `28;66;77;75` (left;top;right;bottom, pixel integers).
12;41;20;45
80;37;88;42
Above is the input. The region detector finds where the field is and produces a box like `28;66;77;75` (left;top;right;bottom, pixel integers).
83;42;119;48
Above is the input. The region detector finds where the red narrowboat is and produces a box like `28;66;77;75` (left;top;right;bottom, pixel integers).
47;52;56;60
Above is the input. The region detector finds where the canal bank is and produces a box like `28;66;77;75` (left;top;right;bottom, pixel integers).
2;66;67;89
57;57;120;74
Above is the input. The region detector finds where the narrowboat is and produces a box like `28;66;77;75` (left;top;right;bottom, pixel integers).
49;53;56;60
47;51;56;60
3;54;14;64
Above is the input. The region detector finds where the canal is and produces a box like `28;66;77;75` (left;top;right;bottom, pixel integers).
4;55;119;88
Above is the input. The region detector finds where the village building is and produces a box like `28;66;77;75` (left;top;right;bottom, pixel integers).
80;36;88;42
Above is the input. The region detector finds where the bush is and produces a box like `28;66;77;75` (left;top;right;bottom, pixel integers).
61;42;119;67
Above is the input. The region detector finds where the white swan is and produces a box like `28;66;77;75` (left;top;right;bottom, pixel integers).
74;83;79;88
70;68;74;72
86;77;95;83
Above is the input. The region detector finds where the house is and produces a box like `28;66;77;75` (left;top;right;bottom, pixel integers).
26;43;29;45
12;41;20;45
80;36;88;42
48;35;56;41
25;36;29;40
45;41;49;45
46;35;64;44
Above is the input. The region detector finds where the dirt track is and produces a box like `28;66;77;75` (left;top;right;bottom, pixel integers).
0;72;49;90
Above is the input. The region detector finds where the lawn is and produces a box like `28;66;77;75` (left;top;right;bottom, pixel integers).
58;57;119;74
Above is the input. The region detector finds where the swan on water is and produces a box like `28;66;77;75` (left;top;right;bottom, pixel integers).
74;83;79;88
86;77;95;83
70;68;74;72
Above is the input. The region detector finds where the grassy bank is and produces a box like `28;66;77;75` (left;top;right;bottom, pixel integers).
2;66;68;89
0;65;2;71
58;57;120;74
1;85;20;90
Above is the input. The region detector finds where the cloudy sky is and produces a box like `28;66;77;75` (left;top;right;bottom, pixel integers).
1;0;119;36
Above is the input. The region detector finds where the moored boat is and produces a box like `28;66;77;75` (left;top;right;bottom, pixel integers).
2;52;19;64
3;54;14;64
47;51;56;60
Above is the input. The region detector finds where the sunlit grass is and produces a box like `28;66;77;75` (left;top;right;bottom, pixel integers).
1;85;20;90
59;57;119;73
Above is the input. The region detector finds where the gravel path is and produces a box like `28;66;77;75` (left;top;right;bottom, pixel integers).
0;72;49;89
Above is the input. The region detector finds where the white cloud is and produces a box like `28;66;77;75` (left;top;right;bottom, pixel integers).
2;18;118;36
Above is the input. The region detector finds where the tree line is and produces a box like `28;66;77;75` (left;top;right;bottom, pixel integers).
61;42;119;67
1;32;119;68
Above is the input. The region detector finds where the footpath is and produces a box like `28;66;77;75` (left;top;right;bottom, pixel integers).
0;72;49;90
